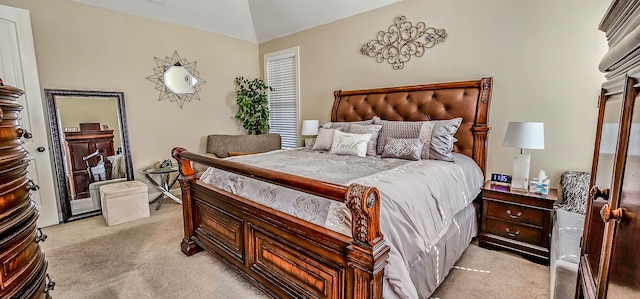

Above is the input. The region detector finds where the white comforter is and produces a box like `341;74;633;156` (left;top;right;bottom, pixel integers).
200;149;484;298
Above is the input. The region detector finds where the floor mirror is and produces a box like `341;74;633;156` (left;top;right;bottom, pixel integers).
44;89;134;222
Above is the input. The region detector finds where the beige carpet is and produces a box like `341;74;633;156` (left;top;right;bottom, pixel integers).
42;202;549;299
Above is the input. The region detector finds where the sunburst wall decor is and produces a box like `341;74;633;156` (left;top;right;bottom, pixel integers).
360;16;447;70
146;51;206;108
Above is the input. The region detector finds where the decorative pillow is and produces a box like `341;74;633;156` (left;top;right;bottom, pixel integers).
330;130;372;158
557;171;591;215
374;116;462;161
381;138;424;161
349;124;382;156
373;117;425;155
312;127;340;151
425;118;463;162
321;119;374;132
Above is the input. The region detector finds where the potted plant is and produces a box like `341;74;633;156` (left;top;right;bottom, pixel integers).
234;76;274;135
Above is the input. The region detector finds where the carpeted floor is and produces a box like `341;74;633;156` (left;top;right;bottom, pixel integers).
42;202;549;299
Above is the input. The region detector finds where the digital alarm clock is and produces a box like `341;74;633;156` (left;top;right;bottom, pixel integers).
491;173;512;184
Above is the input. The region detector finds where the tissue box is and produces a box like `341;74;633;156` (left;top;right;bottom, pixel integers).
529;179;550;195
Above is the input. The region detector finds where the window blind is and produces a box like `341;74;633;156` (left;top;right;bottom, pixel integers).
265;51;298;149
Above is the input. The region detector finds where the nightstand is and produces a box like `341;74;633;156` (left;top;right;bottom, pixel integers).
478;181;557;264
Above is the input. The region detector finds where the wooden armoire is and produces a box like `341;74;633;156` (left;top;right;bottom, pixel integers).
64;130;114;200
0;80;54;297
577;0;640;298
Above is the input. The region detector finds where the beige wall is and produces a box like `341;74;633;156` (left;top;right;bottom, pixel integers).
259;0;610;187
0;0;259;181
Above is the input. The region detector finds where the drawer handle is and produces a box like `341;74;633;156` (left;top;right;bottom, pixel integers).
506;209;522;219
590;186;609;201
36;228;47;243
16;128;33;139
44;273;55;294
27;179;40;191
505;228;520;237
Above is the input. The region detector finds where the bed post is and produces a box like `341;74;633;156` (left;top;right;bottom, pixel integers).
172;147;202;256
345;184;389;299
472;77;493;174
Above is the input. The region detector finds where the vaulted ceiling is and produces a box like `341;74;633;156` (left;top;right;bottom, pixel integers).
72;0;401;43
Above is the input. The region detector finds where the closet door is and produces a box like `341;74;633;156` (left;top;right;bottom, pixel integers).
604;75;640;298
579;83;624;298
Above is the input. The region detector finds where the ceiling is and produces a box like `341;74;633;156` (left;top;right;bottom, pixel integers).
72;0;401;43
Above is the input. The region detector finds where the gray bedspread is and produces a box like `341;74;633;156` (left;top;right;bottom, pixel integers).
199;148;484;298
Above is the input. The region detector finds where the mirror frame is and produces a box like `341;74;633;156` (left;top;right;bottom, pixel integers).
44;89;134;222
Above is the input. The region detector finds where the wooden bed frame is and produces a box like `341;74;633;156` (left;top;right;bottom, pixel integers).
172;77;493;299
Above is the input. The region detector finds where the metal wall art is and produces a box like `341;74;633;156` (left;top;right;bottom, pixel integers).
360;16;448;70
147;51;205;108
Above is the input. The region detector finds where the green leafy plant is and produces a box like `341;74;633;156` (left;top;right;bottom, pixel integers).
234;76;273;135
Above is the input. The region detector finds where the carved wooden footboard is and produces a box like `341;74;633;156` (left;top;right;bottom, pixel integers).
172;148;389;299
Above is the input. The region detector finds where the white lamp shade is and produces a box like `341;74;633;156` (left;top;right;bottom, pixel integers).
503;122;545;150
301;120;319;136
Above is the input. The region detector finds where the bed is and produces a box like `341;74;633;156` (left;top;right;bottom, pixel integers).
172;77;493;299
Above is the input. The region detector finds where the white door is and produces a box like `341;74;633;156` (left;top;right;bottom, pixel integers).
0;5;59;227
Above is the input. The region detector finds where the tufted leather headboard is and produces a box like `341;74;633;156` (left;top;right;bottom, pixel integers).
332;77;493;173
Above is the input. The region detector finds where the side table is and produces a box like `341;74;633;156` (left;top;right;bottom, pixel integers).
479;181;558;264
140;166;182;210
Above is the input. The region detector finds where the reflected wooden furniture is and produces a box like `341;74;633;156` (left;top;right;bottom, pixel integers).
173;77;492;298
576;1;640;298
0;80;54;298
479;182;557;264
63;130;114;200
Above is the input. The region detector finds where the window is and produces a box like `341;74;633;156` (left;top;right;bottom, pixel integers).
264;47;299;149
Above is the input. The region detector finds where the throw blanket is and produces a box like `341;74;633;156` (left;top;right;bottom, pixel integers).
200;149;484;298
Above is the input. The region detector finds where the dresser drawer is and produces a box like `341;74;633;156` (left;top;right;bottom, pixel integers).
485;219;544;246
486;200;544;227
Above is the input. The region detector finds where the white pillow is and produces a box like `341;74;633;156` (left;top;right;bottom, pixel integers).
330;130;372;158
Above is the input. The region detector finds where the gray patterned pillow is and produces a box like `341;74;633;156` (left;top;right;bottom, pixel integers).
381;138;424;161
557;171;590;215
373;117;424;155
349;124;382;156
321;119;374;132
374;117;462;161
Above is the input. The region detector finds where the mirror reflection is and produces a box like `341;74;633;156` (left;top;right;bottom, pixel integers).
163;66;197;94
45;89;133;222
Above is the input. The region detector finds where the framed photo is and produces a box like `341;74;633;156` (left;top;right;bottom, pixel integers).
102;124;109;130
64;127;79;132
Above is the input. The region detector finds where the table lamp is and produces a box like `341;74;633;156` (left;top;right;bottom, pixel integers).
503;122;545;192
301;120;319;148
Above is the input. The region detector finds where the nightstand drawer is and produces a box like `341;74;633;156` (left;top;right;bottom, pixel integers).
486;200;544;227
485;219;543;246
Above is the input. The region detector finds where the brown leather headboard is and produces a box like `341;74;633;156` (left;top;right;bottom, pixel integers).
331;77;493;173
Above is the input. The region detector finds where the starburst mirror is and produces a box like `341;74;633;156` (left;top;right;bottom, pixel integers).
147;51;205;108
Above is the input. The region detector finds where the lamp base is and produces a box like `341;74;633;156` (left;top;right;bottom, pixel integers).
304;137;316;148
511;153;530;192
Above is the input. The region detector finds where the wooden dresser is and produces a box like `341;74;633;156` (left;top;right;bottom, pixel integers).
64;130;114;199
577;1;640;298
479;182;557;264
0;80;54;298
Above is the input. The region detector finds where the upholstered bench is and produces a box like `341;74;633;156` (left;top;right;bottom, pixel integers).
100;180;149;226
550;171;590;299
88;178;127;209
